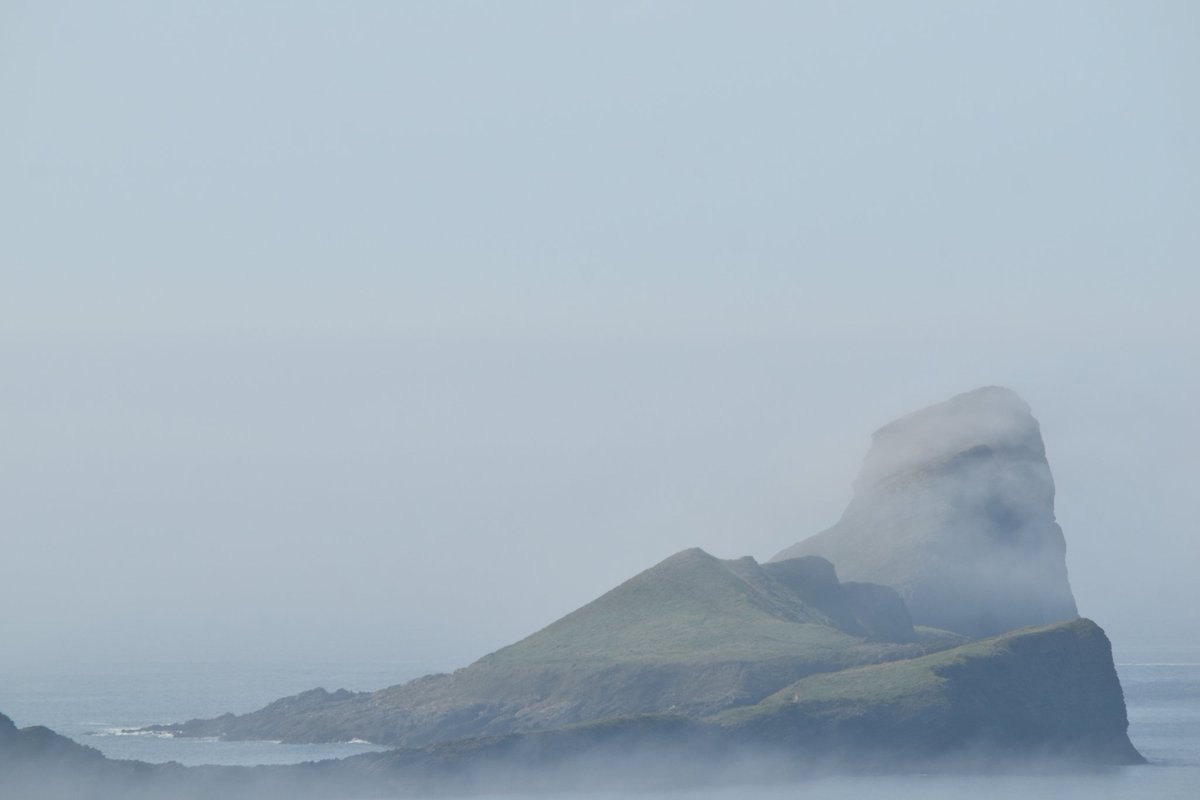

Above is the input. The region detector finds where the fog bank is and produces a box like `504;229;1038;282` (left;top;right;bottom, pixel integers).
2;1;1196;666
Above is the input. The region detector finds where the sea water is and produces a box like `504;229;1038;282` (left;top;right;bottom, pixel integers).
0;645;1196;798
0;659;431;765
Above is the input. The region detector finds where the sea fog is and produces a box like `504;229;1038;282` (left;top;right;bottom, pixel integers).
0;643;1196;798
3;1;1196;798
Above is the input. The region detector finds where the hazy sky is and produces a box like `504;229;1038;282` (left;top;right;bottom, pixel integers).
2;1;1197;668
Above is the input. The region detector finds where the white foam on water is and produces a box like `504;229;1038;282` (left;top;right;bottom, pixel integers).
93;727;175;738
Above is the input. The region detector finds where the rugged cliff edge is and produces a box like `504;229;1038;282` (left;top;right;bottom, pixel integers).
773;386;1079;637
715;617;1141;764
0;619;1142;800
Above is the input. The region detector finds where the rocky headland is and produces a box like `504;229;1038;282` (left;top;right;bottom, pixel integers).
143;549;942;747
1;386;1142;798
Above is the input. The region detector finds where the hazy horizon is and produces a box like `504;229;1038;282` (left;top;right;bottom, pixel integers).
2;1;1197;668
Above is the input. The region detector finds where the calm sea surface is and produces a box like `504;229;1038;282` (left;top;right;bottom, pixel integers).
1;644;1196;798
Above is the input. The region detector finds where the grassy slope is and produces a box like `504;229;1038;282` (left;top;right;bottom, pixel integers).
161;549;959;746
711;617;1141;763
1;624;1140;799
719;620;1071;722
347;620;1142;788
358;550;945;735
479;548;897;665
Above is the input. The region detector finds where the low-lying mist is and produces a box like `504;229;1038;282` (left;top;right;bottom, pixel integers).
0;735;1154;800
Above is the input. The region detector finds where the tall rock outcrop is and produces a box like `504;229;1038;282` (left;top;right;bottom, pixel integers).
773;386;1079;637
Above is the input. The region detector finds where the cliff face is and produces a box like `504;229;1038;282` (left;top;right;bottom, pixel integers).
719;618;1141;765
0;621;1141;800
350;620;1142;780
773;386;1079;637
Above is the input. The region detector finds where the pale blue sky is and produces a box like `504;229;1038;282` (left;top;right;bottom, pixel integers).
1;1;1197;665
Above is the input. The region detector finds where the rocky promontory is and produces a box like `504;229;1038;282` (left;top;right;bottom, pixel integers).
2;386;1143;798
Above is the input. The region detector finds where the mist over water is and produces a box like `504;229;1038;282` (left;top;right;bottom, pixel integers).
2;2;1197;798
2;645;1197;796
0;660;428;766
3;0;1198;670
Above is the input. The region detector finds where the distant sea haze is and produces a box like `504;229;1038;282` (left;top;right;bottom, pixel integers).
0;646;1196;798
